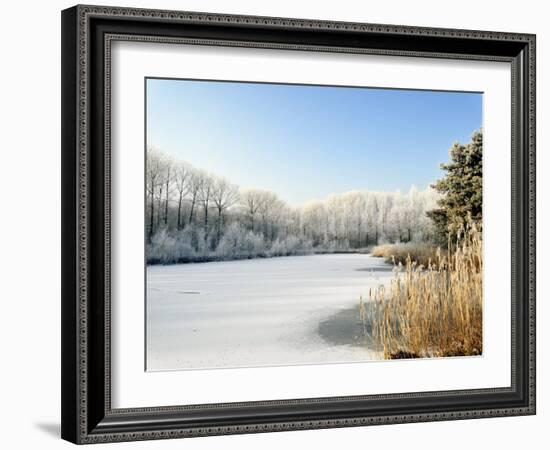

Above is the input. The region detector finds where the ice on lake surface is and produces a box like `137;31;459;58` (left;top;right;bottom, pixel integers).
146;253;394;371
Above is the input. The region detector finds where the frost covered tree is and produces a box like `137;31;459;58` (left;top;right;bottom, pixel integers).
186;170;201;225
366;194;379;245
256;190;283;241
161;155;175;226
174;161;192;230
146;147;443;264
197;170;214;240
212;177;239;243
146;147;164;241
240;188;263;232
301;201;326;246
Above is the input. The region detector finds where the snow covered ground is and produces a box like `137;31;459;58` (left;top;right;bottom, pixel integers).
146;254;394;371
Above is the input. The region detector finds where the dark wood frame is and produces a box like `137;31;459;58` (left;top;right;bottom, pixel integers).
61;4;536;444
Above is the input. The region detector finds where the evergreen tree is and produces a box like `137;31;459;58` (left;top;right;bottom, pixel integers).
427;130;483;240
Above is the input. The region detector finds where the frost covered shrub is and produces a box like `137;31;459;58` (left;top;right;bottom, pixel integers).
148;228;179;264
173;224;209;258
320;239;338;253
325;238;349;252
172;237;195;262
269;238;288;257
148;226;218;263
216;222;244;259
300;237;314;254
177;225;196;248
242;231;266;258
216;223;266;259
270;236;313;257
193;228;208;257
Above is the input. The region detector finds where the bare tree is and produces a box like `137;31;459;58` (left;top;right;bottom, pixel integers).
348;192;366;247
240;189;263;231
257;190;282;241
212;177;239;243
301;201;326;245
162;156;175;226
153;153;172;230
366;194;379;245
174;161;192;230
406;185;421;242
325;194;343;245
156;181;163;229
378;193;394;242
187;170;201;225
197;171;214;239
145;147;164;241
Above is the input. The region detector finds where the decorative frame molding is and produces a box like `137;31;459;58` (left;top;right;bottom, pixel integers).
61;4;536;444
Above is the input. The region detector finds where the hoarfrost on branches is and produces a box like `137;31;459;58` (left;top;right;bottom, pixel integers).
146;148;440;264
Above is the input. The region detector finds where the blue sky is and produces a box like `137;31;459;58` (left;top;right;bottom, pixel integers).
146;78;482;205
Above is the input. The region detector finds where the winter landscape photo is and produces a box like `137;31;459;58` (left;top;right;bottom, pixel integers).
145;78;483;371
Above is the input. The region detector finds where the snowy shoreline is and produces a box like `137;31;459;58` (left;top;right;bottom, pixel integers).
147;248;374;266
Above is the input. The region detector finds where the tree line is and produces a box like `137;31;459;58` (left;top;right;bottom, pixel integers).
146;147;440;264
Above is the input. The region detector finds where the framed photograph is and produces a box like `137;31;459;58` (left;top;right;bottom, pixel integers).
61;5;536;444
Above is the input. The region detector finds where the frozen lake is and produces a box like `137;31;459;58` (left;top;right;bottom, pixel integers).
146;253;394;371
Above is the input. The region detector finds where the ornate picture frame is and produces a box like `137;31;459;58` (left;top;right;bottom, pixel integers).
61;4;536;444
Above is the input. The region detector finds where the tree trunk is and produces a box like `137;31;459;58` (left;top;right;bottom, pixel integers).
177;194;183;230
217;208;223;243
157;186;163;229
204;204;209;240
164;172;170;226
149;188;155;241
188;194;196;224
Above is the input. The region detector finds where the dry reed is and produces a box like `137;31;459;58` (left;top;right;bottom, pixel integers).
371;242;438;267
366;223;482;359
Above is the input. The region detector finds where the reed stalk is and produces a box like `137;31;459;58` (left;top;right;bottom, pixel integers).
366;223;482;359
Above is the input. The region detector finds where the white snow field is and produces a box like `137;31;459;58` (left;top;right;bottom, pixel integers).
146;254;394;371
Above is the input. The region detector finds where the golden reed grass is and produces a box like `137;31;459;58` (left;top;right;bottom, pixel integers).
371;242;438;267
364;224;482;359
